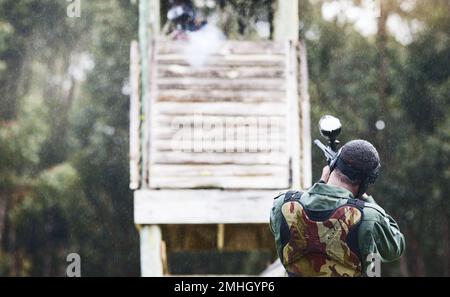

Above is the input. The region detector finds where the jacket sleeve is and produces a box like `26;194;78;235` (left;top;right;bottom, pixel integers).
372;213;406;262
358;206;406;270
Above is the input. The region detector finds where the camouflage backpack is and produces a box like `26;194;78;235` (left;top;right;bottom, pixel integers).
274;190;365;277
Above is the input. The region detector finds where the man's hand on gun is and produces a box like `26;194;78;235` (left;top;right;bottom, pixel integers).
320;165;331;183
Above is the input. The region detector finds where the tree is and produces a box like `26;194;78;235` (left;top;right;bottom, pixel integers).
0;0;139;276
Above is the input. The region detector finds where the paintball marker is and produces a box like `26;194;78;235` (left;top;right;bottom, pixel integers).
314;115;342;165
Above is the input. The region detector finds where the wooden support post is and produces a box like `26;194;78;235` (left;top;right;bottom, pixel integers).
139;0;160;187
274;0;307;189
217;224;225;251
286;40;301;190
139;0;149;187
298;40;312;188
161;240;169;275
130;40;141;190
140;225;163;277
273;0;299;42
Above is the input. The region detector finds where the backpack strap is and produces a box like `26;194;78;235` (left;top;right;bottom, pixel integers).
345;198;386;216
283;190;304;203
363;202;386;216
346;198;366;209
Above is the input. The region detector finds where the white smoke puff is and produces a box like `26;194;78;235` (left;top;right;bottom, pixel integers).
184;18;225;68
256;21;270;39
68;52;95;82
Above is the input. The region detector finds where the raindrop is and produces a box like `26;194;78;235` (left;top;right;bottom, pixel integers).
375;120;385;130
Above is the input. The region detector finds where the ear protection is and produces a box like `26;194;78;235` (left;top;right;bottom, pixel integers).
329;149;380;198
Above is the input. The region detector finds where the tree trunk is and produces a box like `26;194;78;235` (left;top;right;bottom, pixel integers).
376;2;389;115
407;227;426;276
442;213;449;276
0;191;8;246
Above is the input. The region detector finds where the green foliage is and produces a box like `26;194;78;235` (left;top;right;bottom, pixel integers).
68;0;139;276
401;19;450;132
1;0;139;276
0;20;12;72
10;163;92;276
0;0;88;119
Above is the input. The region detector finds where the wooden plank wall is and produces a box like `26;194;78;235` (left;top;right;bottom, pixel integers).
147;41;292;190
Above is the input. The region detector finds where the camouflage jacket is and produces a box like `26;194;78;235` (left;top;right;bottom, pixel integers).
270;182;406;276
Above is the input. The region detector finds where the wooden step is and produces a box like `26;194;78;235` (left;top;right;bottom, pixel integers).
157;89;286;103
152;129;286;143
149;175;289;189
151;152;289;165
152;115;286;126
149;164;289;189
156;78;285;91
152;140;287;153
157;40;286;55
156;56;284;67
157;65;285;79
134;189;281;224
157;53;284;62
152;102;287;116
150;164;288;177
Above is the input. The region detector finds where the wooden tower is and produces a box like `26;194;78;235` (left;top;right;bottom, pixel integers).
129;0;312;276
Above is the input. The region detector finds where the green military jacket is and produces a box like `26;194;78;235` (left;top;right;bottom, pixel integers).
270;182;405;276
